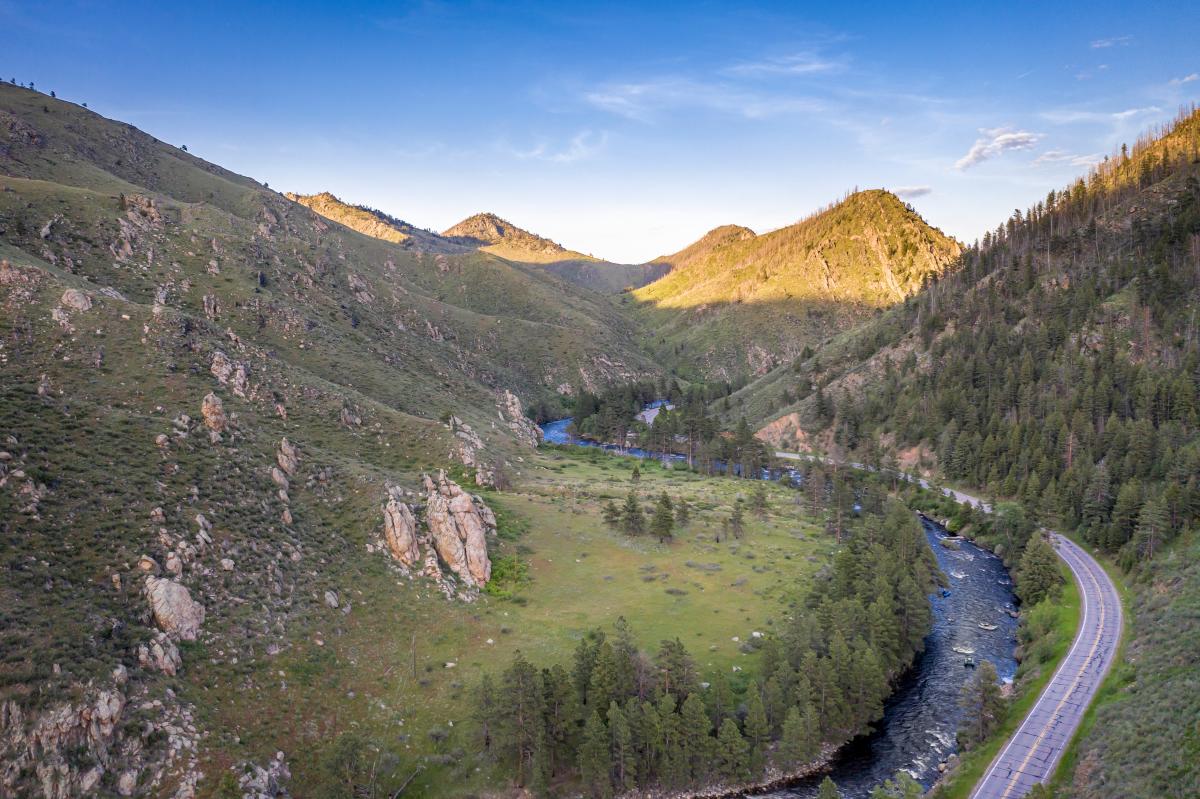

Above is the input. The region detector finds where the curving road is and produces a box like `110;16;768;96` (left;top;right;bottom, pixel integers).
968;533;1122;799
772;450;1123;798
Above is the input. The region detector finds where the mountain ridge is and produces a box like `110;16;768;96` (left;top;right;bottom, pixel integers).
632;188;962;378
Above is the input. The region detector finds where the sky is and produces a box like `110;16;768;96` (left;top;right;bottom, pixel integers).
4;1;1199;263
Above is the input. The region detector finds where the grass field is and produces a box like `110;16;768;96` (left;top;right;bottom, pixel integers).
183;446;832;797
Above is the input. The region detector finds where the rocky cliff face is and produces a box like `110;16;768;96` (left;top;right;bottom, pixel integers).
423;471;495;587
374;473;497;593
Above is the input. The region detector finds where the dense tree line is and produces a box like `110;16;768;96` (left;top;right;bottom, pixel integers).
569;379;772;475
473;501;940;795
819;109;1200;572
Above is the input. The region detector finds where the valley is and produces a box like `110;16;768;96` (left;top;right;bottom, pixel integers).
2;28;1199;799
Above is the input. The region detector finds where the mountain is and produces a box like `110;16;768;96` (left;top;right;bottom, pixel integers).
742;107;1200;799
285;191;467;253
632;189;961;378
0;82;662;795
443;211;669;292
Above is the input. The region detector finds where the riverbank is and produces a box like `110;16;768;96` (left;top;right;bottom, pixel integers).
927;557;1080;798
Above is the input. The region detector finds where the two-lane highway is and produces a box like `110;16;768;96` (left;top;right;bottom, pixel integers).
969;533;1122;799
772;450;1124;799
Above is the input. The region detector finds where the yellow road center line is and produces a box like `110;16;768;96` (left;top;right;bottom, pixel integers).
997;544;1105;799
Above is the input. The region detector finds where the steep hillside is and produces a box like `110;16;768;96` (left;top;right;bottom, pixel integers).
632;189;961;378
0;82;661;796
743;107;1200;799
285;191;467;253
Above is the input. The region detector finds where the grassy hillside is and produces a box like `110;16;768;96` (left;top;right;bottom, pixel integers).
0;81;673;796
631;189;960;379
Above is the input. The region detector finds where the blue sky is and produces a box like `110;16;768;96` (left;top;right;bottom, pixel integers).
4;1;1198;262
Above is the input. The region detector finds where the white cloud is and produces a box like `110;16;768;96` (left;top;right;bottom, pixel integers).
1034;149;1104;167
893;186;932;198
1090;35;1132;49
1040;106;1160;124
1170;73;1199;86
955;127;1042;170
584;78;823;121
501;130;608;163
724;52;845;77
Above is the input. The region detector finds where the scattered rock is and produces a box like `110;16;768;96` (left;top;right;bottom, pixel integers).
323;590;339;609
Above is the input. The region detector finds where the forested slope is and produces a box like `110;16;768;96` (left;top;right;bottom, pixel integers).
747;106;1200;798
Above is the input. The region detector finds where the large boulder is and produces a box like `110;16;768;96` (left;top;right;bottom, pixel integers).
60;289;92;311
423;471;495;586
144;577;205;641
383;488;420;566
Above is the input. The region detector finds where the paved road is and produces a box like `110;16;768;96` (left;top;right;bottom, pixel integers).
772;450;1123;798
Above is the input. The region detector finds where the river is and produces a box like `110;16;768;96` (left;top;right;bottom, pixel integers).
538;417;1020;798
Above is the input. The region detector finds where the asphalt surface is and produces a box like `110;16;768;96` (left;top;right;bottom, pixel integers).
772;450;1124;799
968;533;1122;799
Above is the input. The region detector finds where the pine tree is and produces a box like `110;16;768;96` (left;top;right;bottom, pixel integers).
631;463;641;483
499;652;546;785
679;693;713;782
588;641;621;716
651;492;676;543
730;500;746;539
779;704;820;767
542;664;580;776
655;638;699;700
580;710;612;799
958;660;1006;750
471;673;498;756
1016;533;1061;606
818;776;841;799
602;499;622;530
1135;493;1170;559
744;682;770;777
675;499;691;528
622;489;646;536
716;717;750;783
608;701;638;792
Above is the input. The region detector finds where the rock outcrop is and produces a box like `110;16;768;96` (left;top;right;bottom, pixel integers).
200;393;226;439
59;289;92;311
382;488;420;566
144;577;205;641
209;351;248;398
276;438;299;476
137;632;183;676
422;471;495;586
499;389;542;448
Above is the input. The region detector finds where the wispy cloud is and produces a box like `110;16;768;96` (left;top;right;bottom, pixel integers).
501;130;608;163
1170;73;1199;86
1041;105;1160;124
893;186;932;199
584;78;823;121
1034;149;1104;167
1090;35;1133;49
955;127;1042;170
724;51;845;77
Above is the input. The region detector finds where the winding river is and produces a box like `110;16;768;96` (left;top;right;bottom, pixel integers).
538;417;1019;798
